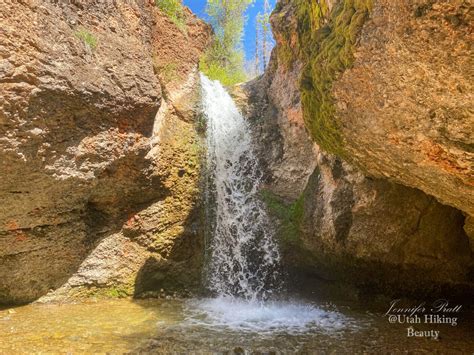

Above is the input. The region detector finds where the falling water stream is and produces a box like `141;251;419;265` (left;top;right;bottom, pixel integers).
0;76;472;353
184;74;348;333
201;74;280;301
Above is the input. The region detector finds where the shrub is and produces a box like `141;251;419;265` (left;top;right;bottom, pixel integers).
75;28;98;50
155;0;186;31
199;59;247;87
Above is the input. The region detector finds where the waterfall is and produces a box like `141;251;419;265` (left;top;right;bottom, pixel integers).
201;74;281;301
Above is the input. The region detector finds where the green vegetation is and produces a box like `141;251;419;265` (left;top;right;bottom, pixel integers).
69;283;134;300
253;0;273;75
152;55;183;86
161;63;178;82
199;60;247;86
275;0;372;156
199;0;254;86
300;0;372;156
75;28;98;50
105;286;131;298
158;62;179;83
195;112;207;135
260;189;318;269
260;190;305;245
155;0;186;31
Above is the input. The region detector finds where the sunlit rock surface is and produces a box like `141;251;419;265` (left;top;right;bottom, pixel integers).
242;0;473;297
273;0;473;216
333;0;473;216
0;0;210;304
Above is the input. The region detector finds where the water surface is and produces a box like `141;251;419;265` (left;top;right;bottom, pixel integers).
1;297;473;353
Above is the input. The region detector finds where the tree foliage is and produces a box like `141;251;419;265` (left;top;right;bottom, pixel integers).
200;0;254;86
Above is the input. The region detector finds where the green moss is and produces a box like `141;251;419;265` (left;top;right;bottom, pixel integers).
260;190;304;245
160;63;179;83
277;42;294;69
260;190;322;270
291;0;372;156
195;112;207;135
105;286;131;298
75;28;98;50
152;55;184;86
68;283;134;300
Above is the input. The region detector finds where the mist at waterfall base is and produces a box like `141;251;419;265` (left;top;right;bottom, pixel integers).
185;74;349;333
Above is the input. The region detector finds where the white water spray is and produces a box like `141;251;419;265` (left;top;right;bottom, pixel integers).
181;74;351;333
201;74;281;301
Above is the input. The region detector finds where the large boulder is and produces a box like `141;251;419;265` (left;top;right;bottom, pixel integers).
242;0;473;296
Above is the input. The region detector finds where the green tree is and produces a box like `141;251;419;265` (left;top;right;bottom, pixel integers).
200;0;254;86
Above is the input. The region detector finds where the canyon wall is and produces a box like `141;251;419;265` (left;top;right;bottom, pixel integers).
0;0;210;304
245;0;473;297
1;0;472;304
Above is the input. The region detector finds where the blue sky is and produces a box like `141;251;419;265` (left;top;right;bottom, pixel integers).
183;0;275;62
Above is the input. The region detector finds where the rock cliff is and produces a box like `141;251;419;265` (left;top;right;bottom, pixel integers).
244;0;473;297
274;0;473;216
0;0;210;304
1;0;472;304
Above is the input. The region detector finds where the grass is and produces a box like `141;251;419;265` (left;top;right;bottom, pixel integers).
155;0;187;32
75;28;98;50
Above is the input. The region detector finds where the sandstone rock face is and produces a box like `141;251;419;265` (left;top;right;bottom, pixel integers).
244;56;318;201
0;0;210;304
297;156;471;296
243;0;473;296
333;0;473;216
275;0;473;216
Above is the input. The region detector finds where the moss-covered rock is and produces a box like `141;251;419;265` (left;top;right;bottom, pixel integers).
260;189;304;247
246;8;473;296
272;0;372;156
300;0;372;156
276;0;474;217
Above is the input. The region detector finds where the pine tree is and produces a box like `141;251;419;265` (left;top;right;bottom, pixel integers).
254;15;260;75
